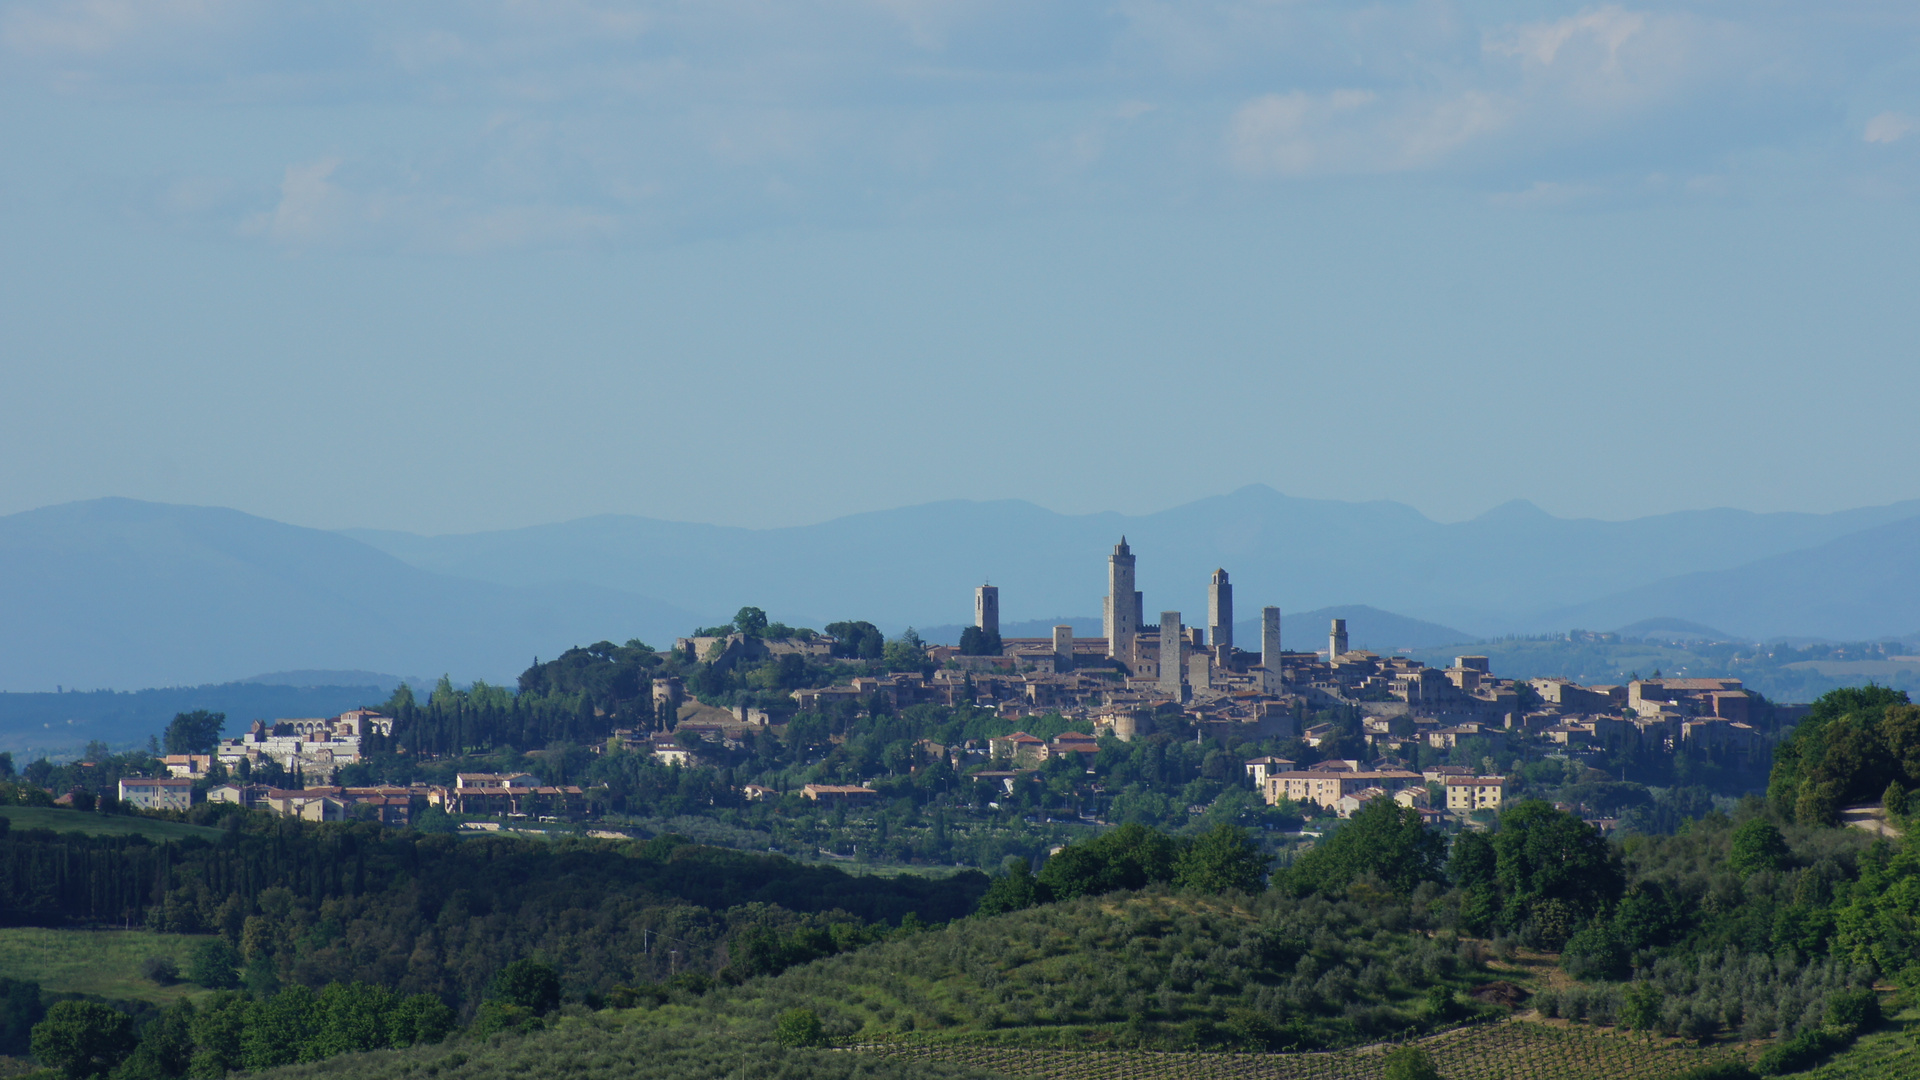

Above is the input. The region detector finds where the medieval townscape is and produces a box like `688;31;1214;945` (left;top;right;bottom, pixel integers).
130;538;1773;837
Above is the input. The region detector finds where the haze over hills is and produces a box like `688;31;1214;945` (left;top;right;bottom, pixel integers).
345;484;1920;642
0;499;698;692
1535;516;1920;642
4;489;1919;695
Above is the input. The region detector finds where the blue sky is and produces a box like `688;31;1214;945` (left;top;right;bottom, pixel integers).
2;1;1918;534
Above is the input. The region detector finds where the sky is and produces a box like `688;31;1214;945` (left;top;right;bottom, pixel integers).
2;0;1918;535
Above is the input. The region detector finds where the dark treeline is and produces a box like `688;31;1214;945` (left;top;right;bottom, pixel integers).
0;819;987;1012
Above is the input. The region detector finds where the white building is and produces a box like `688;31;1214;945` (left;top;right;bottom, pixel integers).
119;777;193;812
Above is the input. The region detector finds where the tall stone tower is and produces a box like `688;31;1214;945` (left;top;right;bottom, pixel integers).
974;584;1000;637
1104;537;1139;661
1329;618;1349;661
1207;569;1233;656
1158;612;1184;697
1261;606;1282;671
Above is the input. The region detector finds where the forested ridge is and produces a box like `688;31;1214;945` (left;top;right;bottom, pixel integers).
0;821;985;1009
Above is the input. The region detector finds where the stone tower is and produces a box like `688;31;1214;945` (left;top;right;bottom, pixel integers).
1207;568;1233;657
974;584;1000;637
1158;612;1184;697
1329;618;1349;661
1104;537;1140;661
1261;606;1282;671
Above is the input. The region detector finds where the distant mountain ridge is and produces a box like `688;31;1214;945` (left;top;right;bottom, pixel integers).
3;489;1918;696
344;485;1920;642
0;499;698;691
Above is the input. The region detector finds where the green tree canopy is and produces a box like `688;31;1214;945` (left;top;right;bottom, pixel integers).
1727;818;1789;875
163;710;225;755
1486;801;1624;945
1288;799;1447;895
775;1007;827;1047
958;627;1002;656
1173;823;1269;894
1768;685;1915;824
732;607;770;637
187;939;241;990
30;1001;137;1080
975;859;1045;915
824;621;884;659
489;960;561;1014
1038;823;1180;900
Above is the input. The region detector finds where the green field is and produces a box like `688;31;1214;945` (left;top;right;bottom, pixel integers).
0;805;223;842
0;927;215;1005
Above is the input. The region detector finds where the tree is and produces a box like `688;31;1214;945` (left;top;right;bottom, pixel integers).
958;627;1002;656
113;1000;194;1080
241;986;316;1069
388;994;455;1048
1768;686;1912;823
882;629;929;672
1727;818;1789;875
163;711;225;755
30;1001;137;1080
1038;823;1179;900
975;859;1045;914
1174;823;1269;894
733;607;770;638
1621;980;1665;1038
308;982;395;1057
1885;781;1908;818
775;1008;827;1048
1488;801;1623;943
1288;799;1447;895
187;993;248;1077
489;959;561;1014
825;621;884;660
186;939;241;989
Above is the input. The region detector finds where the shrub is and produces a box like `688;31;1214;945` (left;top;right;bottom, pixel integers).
1728;820;1789;876
139;956;179;985
775;1008;827;1048
1562;922;1629;982
1755;1027;1848;1075
1382;1046;1442;1080
1824;987;1880;1034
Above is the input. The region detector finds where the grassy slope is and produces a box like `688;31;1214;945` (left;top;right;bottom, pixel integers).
1791;1004;1920;1080
0;806;223;842
0;928;214;1005
702;888;1489;1050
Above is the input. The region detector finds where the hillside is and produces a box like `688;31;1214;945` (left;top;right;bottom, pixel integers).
0;499;698;691
1536;516;1920;641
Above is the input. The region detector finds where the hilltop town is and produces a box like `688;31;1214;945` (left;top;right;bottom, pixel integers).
90;538;1780;843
